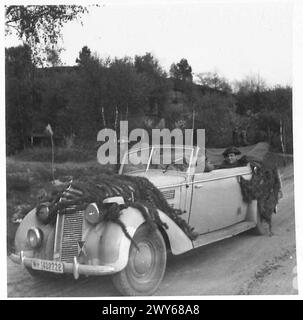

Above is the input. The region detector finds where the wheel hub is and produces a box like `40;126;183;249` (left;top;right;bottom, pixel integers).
133;243;153;275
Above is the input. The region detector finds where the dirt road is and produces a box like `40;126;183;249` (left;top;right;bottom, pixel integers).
7;165;297;297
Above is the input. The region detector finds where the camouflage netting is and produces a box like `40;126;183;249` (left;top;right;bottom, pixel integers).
238;160;282;225
37;173;198;243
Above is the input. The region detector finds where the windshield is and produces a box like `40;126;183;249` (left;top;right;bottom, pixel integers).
120;145;194;175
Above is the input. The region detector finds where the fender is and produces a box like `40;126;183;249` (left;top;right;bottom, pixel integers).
14;208;55;260
14;208;39;253
94;207;193;272
96;207;145;272
157;210;193;254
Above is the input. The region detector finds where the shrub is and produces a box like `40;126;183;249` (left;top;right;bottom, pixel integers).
13;146;96;163
6;173;31;192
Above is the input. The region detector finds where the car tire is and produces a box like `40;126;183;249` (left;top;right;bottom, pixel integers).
111;223;167;296
251;210;267;235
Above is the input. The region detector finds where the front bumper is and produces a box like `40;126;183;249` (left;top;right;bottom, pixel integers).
9;251;117;279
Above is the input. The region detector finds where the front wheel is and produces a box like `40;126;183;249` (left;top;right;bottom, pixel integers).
112;223;167;296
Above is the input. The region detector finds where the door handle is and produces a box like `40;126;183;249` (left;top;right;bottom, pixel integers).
194;183;203;189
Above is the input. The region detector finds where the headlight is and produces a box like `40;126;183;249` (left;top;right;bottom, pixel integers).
27;227;43;249
84;203;100;225
36;203;50;224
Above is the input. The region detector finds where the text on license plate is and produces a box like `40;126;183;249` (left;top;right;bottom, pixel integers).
32;259;64;273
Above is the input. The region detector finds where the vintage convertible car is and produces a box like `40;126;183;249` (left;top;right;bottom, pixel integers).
10;145;267;296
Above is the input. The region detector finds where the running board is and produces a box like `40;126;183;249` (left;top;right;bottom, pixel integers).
193;221;256;248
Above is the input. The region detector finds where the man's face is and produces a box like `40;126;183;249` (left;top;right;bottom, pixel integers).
226;153;237;164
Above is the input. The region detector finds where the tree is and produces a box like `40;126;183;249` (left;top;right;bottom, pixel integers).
134;52;166;78
234;74;268;115
76;46;92;66
252;86;293;152
169;58;193;82
135;52;170;117
196;72;232;93
6;45;34;153
45;45;63;67
195;93;236;147
234;74;267;94
68;49;107;138
5;5;89;64
233;74;292;151
66;54;153;138
105;57;151;126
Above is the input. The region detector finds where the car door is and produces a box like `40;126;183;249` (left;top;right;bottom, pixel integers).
188;166;251;235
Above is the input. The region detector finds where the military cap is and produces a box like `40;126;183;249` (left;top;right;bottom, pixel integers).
222;146;241;157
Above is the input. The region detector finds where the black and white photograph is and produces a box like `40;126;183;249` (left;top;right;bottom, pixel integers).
2;0;301;298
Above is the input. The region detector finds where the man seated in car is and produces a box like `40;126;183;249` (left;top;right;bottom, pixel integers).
216;146;248;169
149;149;188;172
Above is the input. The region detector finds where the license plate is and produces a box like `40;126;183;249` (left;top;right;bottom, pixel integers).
32;259;64;274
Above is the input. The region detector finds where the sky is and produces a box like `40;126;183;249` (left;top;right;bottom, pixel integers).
4;0;293;87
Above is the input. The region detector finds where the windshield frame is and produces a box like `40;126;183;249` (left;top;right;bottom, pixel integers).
119;144;198;175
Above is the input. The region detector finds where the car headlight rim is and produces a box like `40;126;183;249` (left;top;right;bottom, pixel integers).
84;203;101;225
27;227;43;249
36;203;50;224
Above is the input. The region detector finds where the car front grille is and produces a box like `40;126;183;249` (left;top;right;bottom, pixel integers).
56;211;84;263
